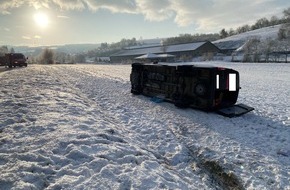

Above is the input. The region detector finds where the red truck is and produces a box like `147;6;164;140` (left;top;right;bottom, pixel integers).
5;53;28;68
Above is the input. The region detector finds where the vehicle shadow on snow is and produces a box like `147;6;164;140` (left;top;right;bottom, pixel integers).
138;96;289;164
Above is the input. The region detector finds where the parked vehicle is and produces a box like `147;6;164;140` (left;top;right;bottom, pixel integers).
5;53;28;68
130;62;254;117
0;56;7;66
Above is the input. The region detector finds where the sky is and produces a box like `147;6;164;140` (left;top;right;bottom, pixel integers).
0;0;290;46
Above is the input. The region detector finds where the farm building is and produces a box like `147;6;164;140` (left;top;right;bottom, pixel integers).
213;40;245;55
110;41;220;63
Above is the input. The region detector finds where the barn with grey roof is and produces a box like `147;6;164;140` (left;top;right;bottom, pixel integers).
110;41;220;63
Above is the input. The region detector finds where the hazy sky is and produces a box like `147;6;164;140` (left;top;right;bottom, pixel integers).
0;0;289;46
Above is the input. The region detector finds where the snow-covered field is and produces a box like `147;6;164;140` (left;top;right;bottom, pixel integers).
0;62;289;190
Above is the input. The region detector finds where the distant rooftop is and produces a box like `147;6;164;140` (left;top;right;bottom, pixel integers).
213;40;245;50
111;41;208;57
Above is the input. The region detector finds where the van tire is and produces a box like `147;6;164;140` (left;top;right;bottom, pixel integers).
194;83;207;97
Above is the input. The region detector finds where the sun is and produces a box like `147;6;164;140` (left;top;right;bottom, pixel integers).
34;12;49;28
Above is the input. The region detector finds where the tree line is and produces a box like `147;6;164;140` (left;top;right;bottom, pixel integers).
0;46;15;56
162;33;220;46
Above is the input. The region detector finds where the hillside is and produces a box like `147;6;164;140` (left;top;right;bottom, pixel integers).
216;25;281;43
11;44;101;56
213;25;281;51
9;39;163;58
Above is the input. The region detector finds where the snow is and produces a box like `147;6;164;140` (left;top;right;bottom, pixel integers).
0;62;289;189
214;25;281;43
213;25;281;53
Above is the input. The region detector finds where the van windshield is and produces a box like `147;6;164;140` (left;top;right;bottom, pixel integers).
12;54;25;59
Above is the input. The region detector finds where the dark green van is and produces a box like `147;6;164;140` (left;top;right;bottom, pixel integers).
130;62;253;117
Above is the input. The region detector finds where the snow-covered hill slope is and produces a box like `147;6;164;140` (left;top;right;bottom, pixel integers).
0;63;289;189
215;25;281;43
213;25;281;52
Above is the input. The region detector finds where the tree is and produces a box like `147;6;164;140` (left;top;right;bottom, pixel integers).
160;39;168;53
251;18;270;30
242;38;261;62
219;28;228;39
278;27;287;40
228;28;235;36
74;53;86;63
163;33;219;46
283;7;290;22
261;38;276;62
10;47;15;53
278;22;290;40
270;16;279;25
237;25;250;34
54;51;67;63
277;18;290;63
278;7;290;41
100;43;109;50
0;46;8;56
41;48;54;64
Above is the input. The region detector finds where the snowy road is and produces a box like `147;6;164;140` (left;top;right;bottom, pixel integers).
0;63;289;189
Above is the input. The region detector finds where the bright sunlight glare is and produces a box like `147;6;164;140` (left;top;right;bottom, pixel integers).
34;12;49;28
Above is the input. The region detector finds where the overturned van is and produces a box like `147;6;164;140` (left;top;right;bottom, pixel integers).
130;62;254;117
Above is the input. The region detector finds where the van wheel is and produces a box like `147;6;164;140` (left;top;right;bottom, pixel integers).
194;83;207;97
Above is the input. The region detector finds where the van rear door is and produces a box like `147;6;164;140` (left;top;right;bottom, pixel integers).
216;104;254;118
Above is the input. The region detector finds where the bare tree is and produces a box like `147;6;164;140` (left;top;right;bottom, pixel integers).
54;51;67;64
261;38;276;62
160;39;168;54
41;48;54;64
270;16;279;25
219;28;228;39
74;53;86;63
242;38;261;62
0;46;8;56
283;7;290;22
228;28;235;36
10;47;15;53
237;24;250;34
